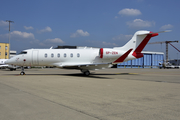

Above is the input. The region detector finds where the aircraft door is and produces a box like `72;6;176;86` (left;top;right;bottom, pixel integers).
32;50;39;65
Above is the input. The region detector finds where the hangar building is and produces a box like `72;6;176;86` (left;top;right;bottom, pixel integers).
117;51;164;68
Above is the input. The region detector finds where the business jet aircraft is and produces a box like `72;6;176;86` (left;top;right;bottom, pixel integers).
0;59;16;70
5;30;167;75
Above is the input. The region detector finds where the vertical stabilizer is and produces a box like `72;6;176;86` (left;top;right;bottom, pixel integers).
114;30;158;58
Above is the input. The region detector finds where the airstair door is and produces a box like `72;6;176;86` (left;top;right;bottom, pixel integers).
32;50;39;65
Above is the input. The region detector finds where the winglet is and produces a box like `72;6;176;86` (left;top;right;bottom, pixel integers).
113;49;133;64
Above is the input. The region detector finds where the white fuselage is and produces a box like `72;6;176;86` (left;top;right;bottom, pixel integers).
8;48;130;67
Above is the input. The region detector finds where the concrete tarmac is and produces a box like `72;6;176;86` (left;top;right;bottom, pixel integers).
0;68;180;120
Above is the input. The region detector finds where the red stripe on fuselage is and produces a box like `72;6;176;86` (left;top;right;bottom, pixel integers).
113;49;133;63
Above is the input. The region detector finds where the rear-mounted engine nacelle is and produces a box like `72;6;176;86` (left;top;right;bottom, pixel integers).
99;48;122;59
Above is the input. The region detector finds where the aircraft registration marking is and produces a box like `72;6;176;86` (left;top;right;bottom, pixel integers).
106;51;118;55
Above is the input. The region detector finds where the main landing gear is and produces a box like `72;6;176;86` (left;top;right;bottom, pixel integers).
20;66;25;75
81;69;90;76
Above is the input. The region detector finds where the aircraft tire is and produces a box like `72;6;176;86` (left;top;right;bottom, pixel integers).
84;71;90;76
20;72;25;75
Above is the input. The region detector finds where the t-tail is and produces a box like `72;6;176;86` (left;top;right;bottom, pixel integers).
113;30;166;62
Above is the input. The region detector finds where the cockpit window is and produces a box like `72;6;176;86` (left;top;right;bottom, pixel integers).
19;51;27;54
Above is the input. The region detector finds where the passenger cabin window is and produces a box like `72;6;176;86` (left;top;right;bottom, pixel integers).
64;53;67;58
70;53;73;58
45;53;47;58
77;53;80;57
19;51;27;54
51;53;54;58
57;53;60;58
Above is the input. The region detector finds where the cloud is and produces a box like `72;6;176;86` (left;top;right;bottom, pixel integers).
118;8;141;16
0;20;9;26
10;31;35;39
127;19;155;28
102;41;118;46
70;29;90;38
86;40;118;47
112;34;133;41
160;24;173;30
0;31;35;44
45;38;64;44
24;26;34;30
38;26;52;33
39;38;64;47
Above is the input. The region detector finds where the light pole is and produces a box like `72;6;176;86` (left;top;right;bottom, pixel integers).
6;20;14;59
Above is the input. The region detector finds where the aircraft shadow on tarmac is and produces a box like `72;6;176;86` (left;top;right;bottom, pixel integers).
4;72;138;79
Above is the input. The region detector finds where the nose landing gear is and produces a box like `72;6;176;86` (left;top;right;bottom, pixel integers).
20;66;25;75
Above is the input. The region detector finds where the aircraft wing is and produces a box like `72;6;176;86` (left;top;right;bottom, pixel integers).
0;64;17;71
0;64;9;68
53;63;113;70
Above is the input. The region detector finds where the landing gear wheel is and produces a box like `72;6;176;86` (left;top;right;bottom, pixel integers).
20;72;25;75
81;70;90;76
83;71;90;76
20;66;25;75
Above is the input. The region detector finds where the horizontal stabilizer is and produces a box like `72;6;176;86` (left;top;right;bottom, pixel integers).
137;30;171;36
